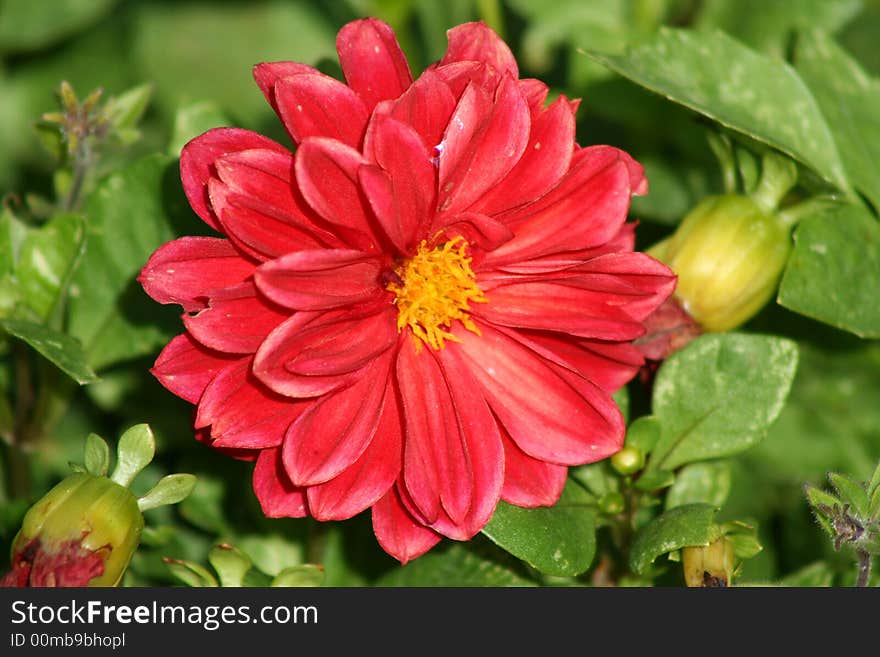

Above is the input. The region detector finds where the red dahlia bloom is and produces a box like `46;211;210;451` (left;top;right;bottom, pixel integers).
139;19;675;562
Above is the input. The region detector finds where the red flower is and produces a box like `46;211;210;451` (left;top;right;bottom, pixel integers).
139;19;675;563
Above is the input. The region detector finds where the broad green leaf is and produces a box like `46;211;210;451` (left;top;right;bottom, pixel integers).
695;0;862;57
665;461;732;510
137;473;197;512
648;333;799;471
629;503;718;576
586;28;850;192
207;545;252;588
271;565;326;588
0;0;118;54
168;100;231;157
111;423;156;487
376;544;536;587
15;213;85;322
795;30;880;210
482;480;596;577
236;534;305;578
0;317;98;384
569;462;616;498
633;469;675;493
83;432;110;477
779;204;880;338
66;154;191;371
132;0;336;127
164;558;218;588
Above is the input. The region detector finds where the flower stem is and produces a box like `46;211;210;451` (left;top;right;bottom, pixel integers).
855;549;872;587
61;140;93;213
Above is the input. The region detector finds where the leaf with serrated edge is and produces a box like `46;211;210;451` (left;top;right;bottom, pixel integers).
137;473;196;511
648;333;798;471
83;432;110;477
629;503;718;576
111;423;155;487
585;27;850;192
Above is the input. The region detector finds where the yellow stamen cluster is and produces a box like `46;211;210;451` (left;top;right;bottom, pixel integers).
386;237;487;350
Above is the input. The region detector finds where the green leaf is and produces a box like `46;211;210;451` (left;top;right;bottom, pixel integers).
14;213;85;323
83;432;110;477
665;461;732;510
625;416;662;455
633;469;676;493
0;317;98;384
777;561;835;587
0;0;119;54
648;333;799;471
629;503;718;576
207;544;252;588
870;461;880;498
111;423;156;487
826;472;869;518
235;534;305;578
721;520;763;560
101;83;153;145
794;29;880;210
271;564;326;588
586;27;850;192
137;473;197;512
168;100;231;157
804;484;842;537
779;204;880;338
482;479;596;577
66;154;191;371
376;544;536;587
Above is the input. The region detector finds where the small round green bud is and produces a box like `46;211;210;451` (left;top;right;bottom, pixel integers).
598;491;626;515
650;194;792;332
610;446;646;476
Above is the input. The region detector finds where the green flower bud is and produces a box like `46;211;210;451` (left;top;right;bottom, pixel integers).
598;491;626;515
610;446;646;476
3;473;143;587
651;193;792;332
682;536;735;587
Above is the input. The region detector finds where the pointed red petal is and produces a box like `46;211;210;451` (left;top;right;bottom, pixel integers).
372;484;442;564
183;281;287;354
294;138;380;250
275;74;369;148
283;351;392;486
336;18;413;110
253;447;309;518
441;22;518;79
306;380;402;520
388;69;457;151
151;333;238;403
253;307;397;397
453;322;624;465
500;428;567;507
180;128;290;232
437;77;530;215
254;248;383;311
138;237;256;312
253;61;320;116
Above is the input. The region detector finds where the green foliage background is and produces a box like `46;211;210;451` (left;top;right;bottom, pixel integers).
1;0;879;587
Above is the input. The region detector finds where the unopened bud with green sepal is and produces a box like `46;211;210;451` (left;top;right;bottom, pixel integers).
1;424;195;587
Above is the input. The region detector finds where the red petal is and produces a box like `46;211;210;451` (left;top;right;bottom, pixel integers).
453;322;624;465
275;74;369;148
475;279;647;341
151;333;238;403
500;428;567;507
336;18;413;110
306;379;402;520
388;69;457;151
253;307;397;397
434;212;513;253
253;447;309;518
359;116;435;253
484;153;632;267
397;338;503;538
254;249;384;311
441;22;518;80
471;94;576;215
519;78;549;111
372;484;442;564
183;281;287;354
138;237;256;312
283;351;393;486
294;138;380;250
197;358;310;450
437;76;530;215
253;61;320;116
180;128;290;232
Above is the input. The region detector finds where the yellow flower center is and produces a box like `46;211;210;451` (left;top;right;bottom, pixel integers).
386;237;487;350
